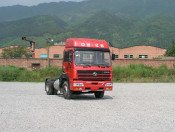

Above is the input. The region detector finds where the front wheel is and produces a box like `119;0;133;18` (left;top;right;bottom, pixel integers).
63;81;72;99
95;91;104;98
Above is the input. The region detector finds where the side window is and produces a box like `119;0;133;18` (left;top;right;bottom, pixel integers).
69;51;73;63
64;50;73;63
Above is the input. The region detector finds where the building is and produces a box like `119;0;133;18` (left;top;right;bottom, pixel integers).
110;46;166;59
32;41;65;59
0;45;166;59
0;48;2;56
0;45;174;70
35;45;65;59
34;45;166;59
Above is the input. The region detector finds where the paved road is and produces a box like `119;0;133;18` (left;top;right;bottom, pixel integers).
0;82;175;132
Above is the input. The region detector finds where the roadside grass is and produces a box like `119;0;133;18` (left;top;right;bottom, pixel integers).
0;64;175;82
113;63;175;82
0;65;62;82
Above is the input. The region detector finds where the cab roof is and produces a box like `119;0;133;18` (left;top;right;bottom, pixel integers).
65;38;109;49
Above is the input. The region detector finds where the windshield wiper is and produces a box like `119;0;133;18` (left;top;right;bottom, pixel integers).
97;64;109;67
85;64;91;67
78;63;91;67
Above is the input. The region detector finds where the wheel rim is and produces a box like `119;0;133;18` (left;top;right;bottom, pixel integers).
63;85;68;96
46;83;49;92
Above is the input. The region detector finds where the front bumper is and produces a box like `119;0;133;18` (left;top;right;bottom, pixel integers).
70;81;113;92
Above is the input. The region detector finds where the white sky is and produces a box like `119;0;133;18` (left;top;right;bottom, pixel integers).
0;0;84;7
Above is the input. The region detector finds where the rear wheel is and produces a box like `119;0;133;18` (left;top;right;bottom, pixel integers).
95;91;104;98
63;81;72;99
53;89;58;95
45;79;57;95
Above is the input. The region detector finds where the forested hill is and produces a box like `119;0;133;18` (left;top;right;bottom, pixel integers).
0;15;67;48
0;0;175;48
0;15;66;39
0;0;175;26
1;11;175;49
126;15;175;48
77;11;137;48
78;12;175;48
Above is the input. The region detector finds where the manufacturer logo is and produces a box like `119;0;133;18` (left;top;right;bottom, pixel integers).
103;71;110;74
93;72;97;77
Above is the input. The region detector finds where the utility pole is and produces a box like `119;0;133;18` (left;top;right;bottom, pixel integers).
47;38;53;67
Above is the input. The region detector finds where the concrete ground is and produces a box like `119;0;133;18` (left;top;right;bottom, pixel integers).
0;82;175;132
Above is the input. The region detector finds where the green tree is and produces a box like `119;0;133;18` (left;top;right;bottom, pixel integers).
166;41;175;57
1;46;31;58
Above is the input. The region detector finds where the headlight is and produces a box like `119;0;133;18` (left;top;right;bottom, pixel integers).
73;83;84;86
105;83;113;86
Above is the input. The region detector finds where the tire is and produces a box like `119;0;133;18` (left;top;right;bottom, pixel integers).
45;79;57;95
95;91;104;98
63;81;72;99
53;89;58;95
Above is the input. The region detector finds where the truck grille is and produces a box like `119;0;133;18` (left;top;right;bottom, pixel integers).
77;70;110;81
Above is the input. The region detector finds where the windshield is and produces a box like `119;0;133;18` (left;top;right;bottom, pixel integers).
75;51;111;66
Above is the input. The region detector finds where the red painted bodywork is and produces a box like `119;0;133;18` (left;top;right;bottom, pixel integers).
65;38;109;49
63;38;113;92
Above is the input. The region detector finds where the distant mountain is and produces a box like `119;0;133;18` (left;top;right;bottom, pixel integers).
0;0;175;26
0;15;66;39
1;11;175;49
127;15;175;48
77;12;175;48
0;15;67;47
77;11;138;47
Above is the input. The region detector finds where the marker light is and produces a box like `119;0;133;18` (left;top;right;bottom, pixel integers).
106;88;112;91
75;88;83;90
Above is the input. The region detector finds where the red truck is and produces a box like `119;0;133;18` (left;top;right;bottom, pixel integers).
45;38;113;99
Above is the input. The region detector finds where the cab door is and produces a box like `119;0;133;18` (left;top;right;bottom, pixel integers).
63;50;69;74
67;50;73;79
63;50;73;78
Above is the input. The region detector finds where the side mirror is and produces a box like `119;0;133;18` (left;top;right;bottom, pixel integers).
112;54;115;60
64;52;69;62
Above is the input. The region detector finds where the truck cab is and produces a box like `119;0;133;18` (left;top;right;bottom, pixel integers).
45;38;113;99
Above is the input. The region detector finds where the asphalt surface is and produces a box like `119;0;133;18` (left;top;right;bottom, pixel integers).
0;82;175;132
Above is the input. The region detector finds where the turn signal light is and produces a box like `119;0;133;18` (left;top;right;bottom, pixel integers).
106;88;112;91
75;88;83;91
